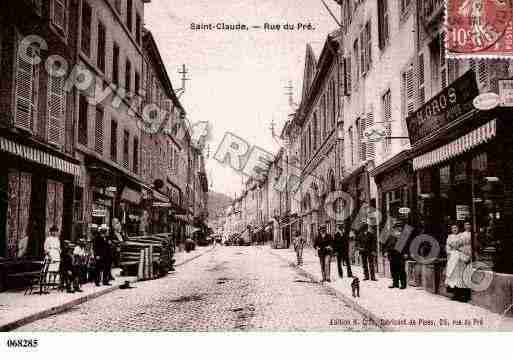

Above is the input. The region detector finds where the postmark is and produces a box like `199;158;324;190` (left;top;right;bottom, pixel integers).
446;0;513;57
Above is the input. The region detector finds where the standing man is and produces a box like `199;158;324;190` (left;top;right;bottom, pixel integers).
359;224;377;281
334;223;353;279
384;222;408;289
313;225;334;282
94;224;113;286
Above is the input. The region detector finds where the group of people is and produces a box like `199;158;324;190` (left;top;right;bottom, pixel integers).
291;219;475;303
43;220;126;293
292;223;354;282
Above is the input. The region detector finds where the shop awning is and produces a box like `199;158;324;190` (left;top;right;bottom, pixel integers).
0;136;80;176
175;214;192;223
413;119;496;171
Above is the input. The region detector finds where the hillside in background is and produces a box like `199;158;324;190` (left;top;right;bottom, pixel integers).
208;191;232;218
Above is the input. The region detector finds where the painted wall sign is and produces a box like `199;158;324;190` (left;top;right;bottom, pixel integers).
406;71;478;145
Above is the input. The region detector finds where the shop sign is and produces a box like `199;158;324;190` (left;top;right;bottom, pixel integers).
473;93;500;111
456;205;470;221
406;71;478;145
92;209;107;217
498;79;513;107
398;207;411;215
364;125;387;143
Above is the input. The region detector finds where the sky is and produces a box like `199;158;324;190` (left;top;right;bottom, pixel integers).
145;0;339;198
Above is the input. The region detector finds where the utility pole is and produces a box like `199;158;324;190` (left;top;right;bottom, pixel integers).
176;64;190;98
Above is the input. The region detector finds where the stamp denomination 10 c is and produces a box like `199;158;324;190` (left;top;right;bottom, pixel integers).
446;0;513;57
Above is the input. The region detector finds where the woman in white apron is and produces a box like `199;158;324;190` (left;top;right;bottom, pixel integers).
445;223;472;302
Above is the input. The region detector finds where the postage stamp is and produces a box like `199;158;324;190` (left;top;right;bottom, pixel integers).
446;0;513;57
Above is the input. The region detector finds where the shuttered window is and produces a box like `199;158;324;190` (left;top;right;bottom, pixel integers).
364;21;372;73
332;79;337;126
378;0;389;50
113;43;120;86
123;129;129;169
345;57;352;95
382;90;392;152
348;127;354;166
366;110;375;160
448;58;459;84
94;106;104;154
97;22;106;72
402;64;415;117
322;95;328;139
47;73;65;145
353;39;359;90
52;0;67;32
357;118;366;162
418;53;425;106
439;34;447;89
81;1;92;56
133;136;139;174
14;41;39;132
78;94;88;146
125;59;131;93
111;119;118;162
127;0;133;32
136;13;142;45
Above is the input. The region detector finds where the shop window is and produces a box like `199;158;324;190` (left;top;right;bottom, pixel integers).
5;170;32;258
45;179;64;244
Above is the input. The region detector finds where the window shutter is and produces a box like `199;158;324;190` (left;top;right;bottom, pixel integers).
448;58;459;84
478;60;488;88
358;118;366;162
440;35;447;89
94;107;104;154
418;53;425;106
53;0;66;30
366;110;375;160
47;74;65;145
345;57;352;95
383;90;392;151
15;44;38;131
406;65;415;115
365;21;372;72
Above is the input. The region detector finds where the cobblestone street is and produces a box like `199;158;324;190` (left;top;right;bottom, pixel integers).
16;246;377;331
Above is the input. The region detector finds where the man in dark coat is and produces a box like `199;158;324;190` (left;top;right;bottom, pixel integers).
359;224;377;281
313;225;334;282
93;225;113;286
333;223;352;278
384;222;409;289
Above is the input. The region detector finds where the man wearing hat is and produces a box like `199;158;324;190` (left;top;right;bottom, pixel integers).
334;223;352;278
93;224;113;286
313;224;334;282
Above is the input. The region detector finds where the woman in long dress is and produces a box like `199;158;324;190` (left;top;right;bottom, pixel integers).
445;223;472;302
44;225;61;287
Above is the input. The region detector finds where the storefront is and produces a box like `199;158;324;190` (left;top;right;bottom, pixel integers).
0;133;79;287
370;150;416;275
405;69;513;312
340;162;374;229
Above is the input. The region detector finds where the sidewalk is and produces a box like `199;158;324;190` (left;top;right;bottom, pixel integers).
0;245;214;331
270;247;513;331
